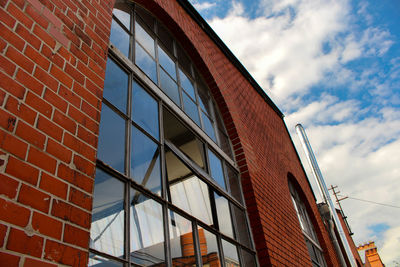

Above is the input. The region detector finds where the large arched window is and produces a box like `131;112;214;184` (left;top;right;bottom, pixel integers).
88;2;257;266
289;181;327;267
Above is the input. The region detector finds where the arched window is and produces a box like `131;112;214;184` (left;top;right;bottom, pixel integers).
289;181;327;267
88;2;257;266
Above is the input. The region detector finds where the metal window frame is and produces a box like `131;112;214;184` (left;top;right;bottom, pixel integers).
90;2;260;266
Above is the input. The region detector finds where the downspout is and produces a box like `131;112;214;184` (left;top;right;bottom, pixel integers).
295;124;357;267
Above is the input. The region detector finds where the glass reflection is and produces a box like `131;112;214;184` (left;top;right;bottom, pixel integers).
208;149;225;189
90;169;124;257
166;150;212;225
222;240;240;267
231;204;251;248
158;45;176;79
183;92;200;126
103;58;128;114
160;68;180;106
135;42;157;83
135;21;155;57
241;249;256;267
110;19;129;57
132;81;159;139
214;192;234;238
130;188;165;266
88;253;123;267
179;69;196;99
131;126;161;195
163;110;205;169
169;210;197;266
113;5;130;30
218;129;233;158
197;81;212;115
198;227;221;267
226;166;242;203
202;112;216;142
135;5;154;33
97;104;125;173
157;23;173;55
177;47;191;79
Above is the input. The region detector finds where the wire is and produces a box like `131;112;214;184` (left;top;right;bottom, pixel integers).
338;194;400;209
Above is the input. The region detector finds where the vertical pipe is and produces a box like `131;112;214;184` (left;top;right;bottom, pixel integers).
295;124;356;267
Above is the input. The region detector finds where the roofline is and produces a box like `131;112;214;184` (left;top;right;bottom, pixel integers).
177;0;284;118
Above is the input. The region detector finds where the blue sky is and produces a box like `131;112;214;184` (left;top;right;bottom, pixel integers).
189;0;400;265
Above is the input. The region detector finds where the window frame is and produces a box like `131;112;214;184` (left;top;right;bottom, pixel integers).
90;3;258;266
289;181;327;267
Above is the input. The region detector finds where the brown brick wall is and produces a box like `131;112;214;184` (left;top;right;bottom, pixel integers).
0;0;342;266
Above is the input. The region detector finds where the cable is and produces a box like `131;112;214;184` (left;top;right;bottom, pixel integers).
338;194;400;209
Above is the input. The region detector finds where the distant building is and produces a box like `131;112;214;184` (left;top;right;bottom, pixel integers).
358;242;385;267
0;0;362;266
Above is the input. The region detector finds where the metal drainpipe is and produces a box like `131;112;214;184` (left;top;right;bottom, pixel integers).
295;124;357;267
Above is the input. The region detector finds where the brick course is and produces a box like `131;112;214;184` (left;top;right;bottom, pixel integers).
0;0;112;265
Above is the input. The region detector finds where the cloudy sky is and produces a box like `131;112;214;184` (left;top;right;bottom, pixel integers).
189;0;400;265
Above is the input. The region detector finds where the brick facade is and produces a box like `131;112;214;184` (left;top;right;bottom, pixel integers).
0;0;343;266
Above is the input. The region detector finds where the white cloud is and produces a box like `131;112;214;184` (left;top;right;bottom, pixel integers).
191;1;216;11
201;0;398;263
208;0;394;108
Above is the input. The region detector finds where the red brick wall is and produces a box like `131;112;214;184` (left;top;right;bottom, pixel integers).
0;0;114;265
0;0;342;266
137;1;343;266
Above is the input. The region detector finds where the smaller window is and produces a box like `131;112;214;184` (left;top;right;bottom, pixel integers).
289;180;327;267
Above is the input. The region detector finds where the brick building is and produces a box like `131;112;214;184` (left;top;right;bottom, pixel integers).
0;0;360;266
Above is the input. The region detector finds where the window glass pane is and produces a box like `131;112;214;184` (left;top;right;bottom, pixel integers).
202;112;216;142
157;23;174;56
166;150;213;225
135;42;157;83
135;21;155;57
222;240;239;267
113;4;131;30
169;210;197;266
231;204;251;248
130;188;165;266
198;227;221;267
158;45;176;79
183;92;201;126
217;129;233;158
226;166;242;203
208;149;225;189
160;68;180;106
98;104;125;173
132;81;159;139
90;169;124;257
135;5;154;31
179;68;196;99
131;126;161;195
177;46;192;78
110;19;130;57
163;110;205;169
240;249;256;267
88;253;124;267
214;192;234;238
197;80;212;115
103;58;129;114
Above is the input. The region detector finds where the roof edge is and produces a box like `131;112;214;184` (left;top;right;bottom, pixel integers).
177;0;284;118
